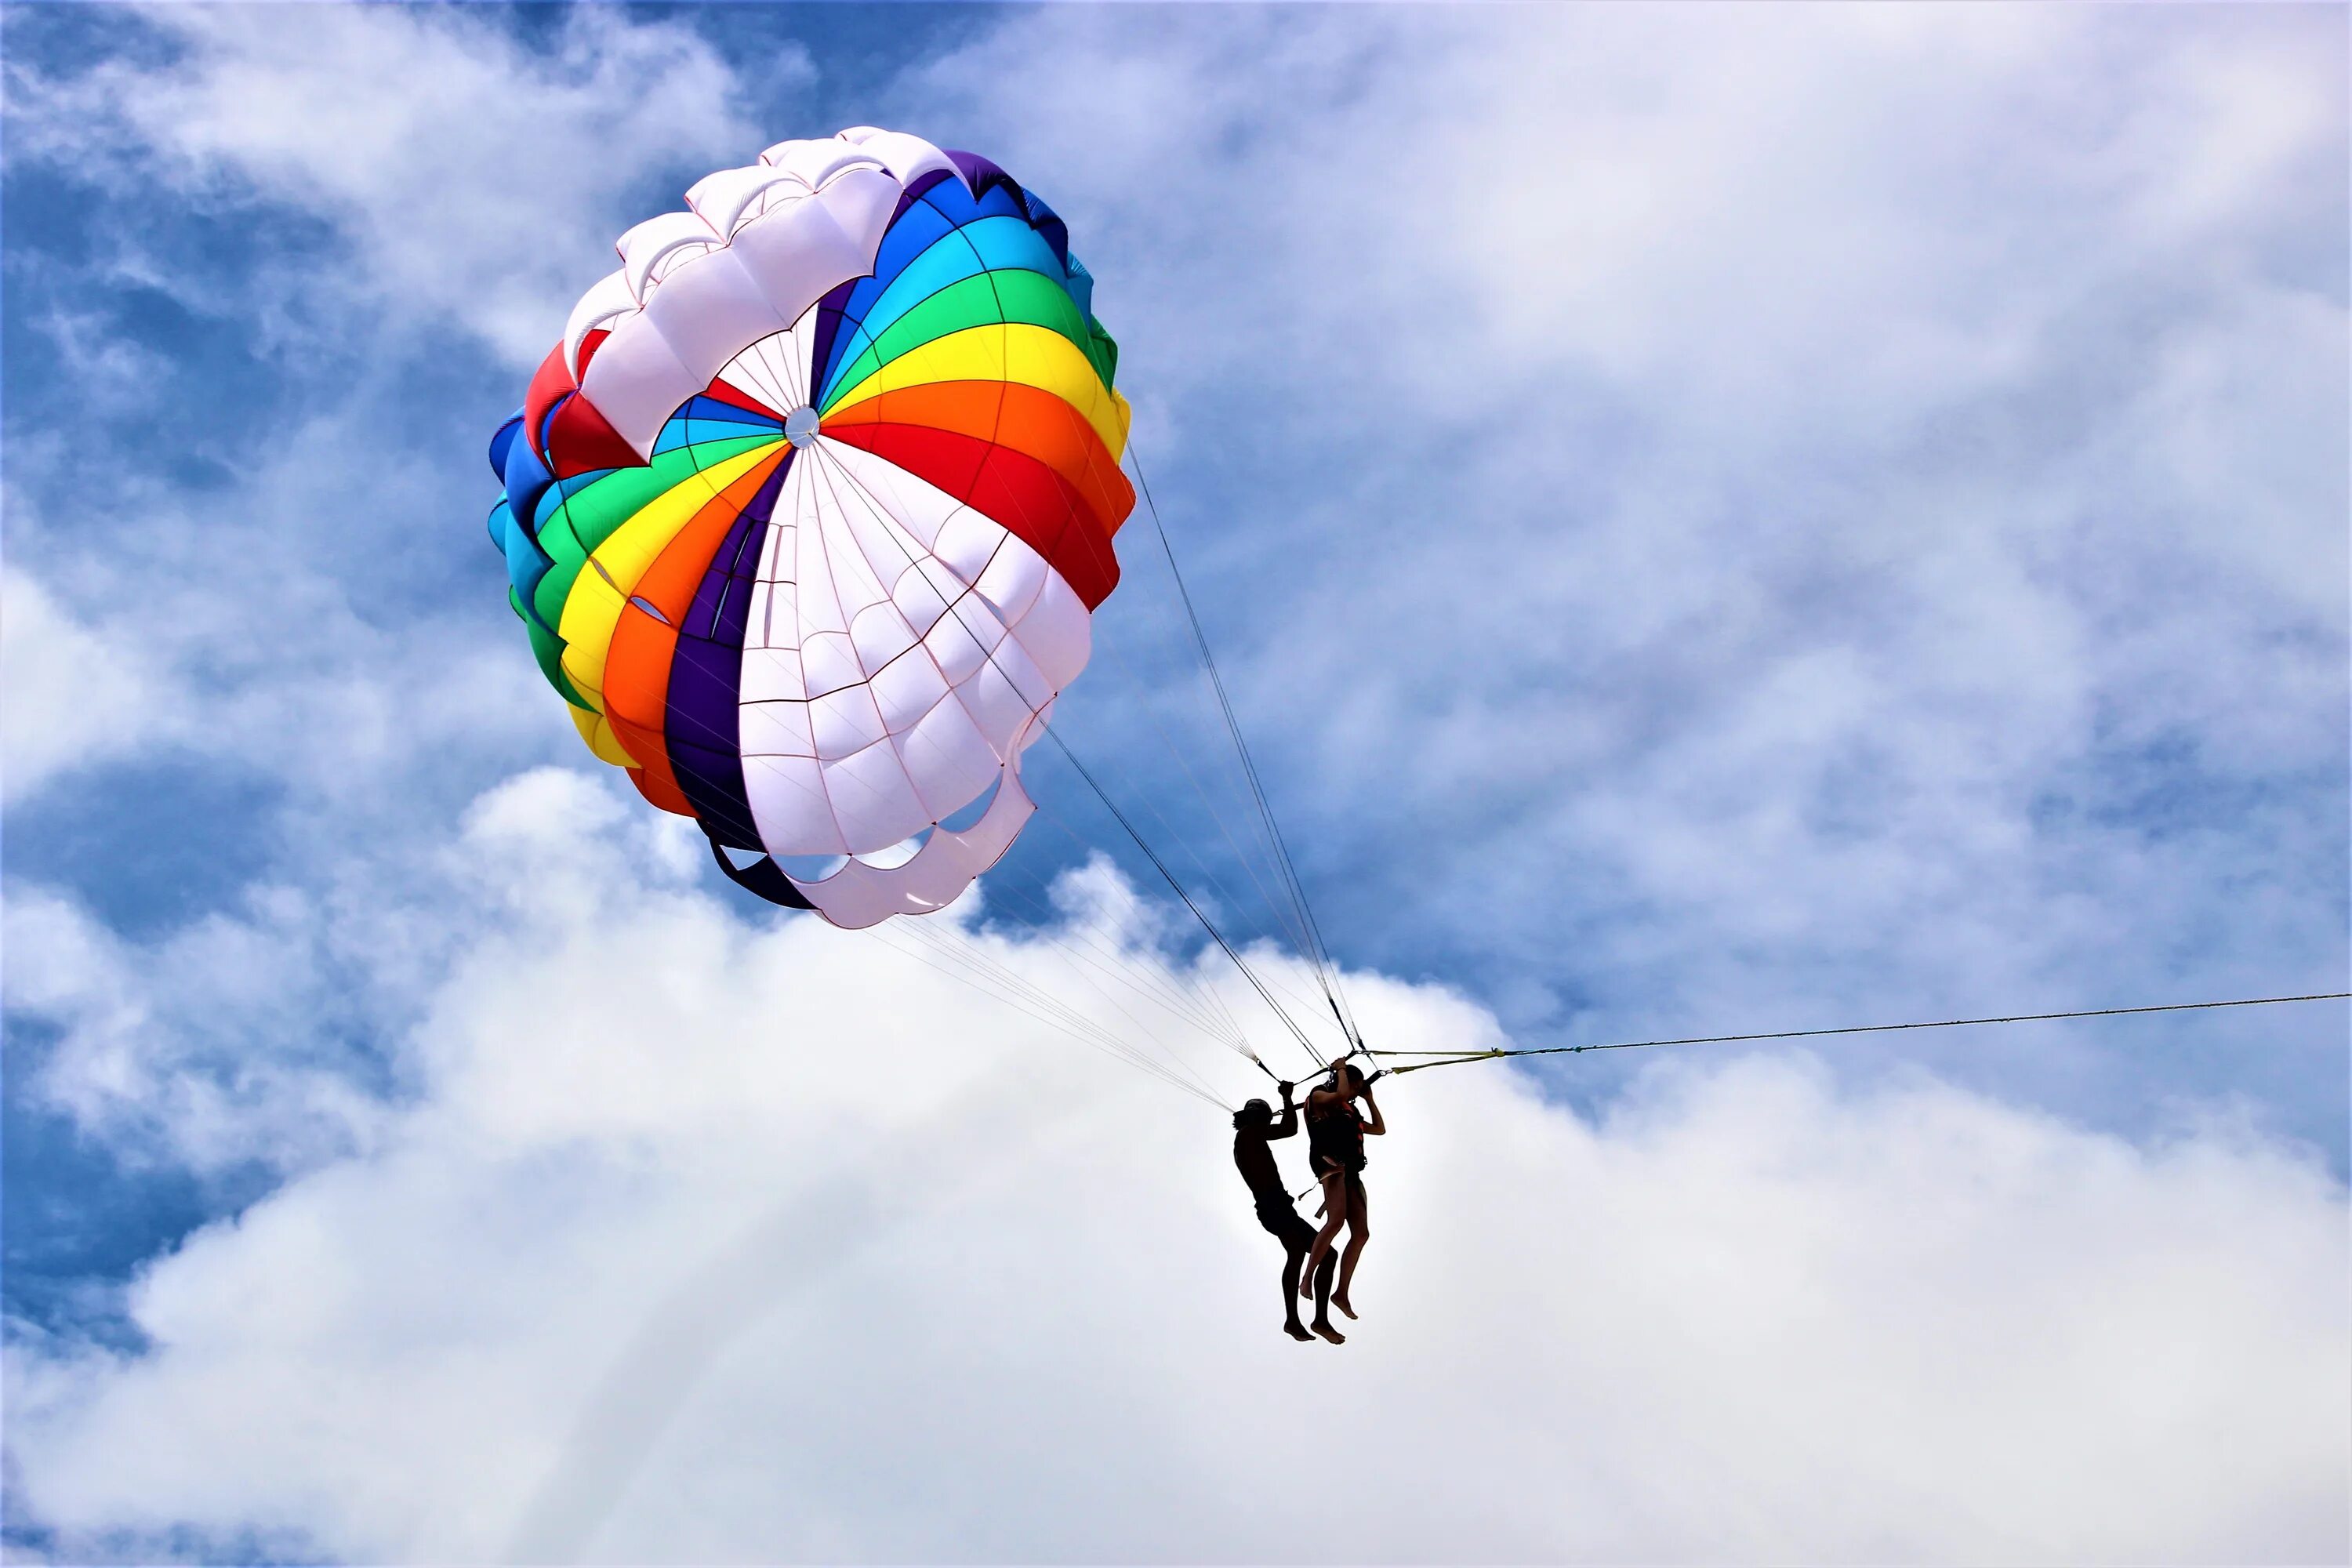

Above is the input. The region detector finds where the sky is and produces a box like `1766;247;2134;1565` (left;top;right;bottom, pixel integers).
1;3;2346;1563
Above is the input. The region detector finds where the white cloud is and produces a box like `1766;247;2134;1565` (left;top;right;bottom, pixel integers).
8;5;2337;1083
0;7;772;836
0;571;172;805
8;5;778;364
2;11;2344;1555
22;305;175;415
899;6;2339;434
1;384;566;831
882;4;2347;1105
1;878;389;1176
5;768;2344;1563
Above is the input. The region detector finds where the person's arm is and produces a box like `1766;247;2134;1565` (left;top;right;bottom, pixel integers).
1359;1080;1386;1137
1272;1080;1299;1138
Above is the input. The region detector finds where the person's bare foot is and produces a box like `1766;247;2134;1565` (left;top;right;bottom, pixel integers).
1285;1321;1314;1341
1298;1269;1321;1300
1331;1291;1357;1320
1312;1319;1346;1345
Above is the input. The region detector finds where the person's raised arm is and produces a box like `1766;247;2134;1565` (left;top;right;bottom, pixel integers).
1272;1080;1299;1138
1359;1075;1386;1137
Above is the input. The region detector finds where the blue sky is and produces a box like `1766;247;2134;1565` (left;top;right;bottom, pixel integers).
2;5;2346;1561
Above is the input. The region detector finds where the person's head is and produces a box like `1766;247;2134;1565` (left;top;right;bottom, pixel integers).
1338;1062;1370;1095
1232;1098;1274;1132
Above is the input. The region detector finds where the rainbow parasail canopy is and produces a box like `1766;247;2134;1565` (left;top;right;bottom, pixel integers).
486;128;1134;928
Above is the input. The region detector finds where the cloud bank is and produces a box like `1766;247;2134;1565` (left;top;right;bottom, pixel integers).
2;4;2345;1561
6;771;2345;1564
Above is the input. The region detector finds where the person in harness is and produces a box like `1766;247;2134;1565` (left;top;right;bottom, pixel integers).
1299;1061;1385;1320
1231;1081;1344;1342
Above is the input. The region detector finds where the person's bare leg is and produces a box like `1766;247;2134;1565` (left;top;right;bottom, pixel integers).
1281;1243;1312;1339
1310;1249;1344;1343
1332;1178;1370;1319
1300;1169;1348;1298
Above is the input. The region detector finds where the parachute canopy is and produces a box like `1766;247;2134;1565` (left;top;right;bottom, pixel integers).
487;128;1135;928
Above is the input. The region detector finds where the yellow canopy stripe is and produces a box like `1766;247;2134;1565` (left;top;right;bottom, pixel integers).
826;323;1131;456
557;439;786;764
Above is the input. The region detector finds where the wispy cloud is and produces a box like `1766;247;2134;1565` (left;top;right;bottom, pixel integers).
889;2;2347;1133
0;572;171;805
8;4;776;365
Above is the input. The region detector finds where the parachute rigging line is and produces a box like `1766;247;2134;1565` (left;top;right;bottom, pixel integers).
1126;444;1366;1055
1372;991;2352;1076
1042;724;1323;1076
902;918;1192;1077
1042;684;1330;1030
837;390;1337;1073
1127;443;1359;1047
754;435;1265;1093
1015;806;1265;1052
860;921;1232;1109
1091;626;1327;971
1031;793;1338;1042
978;868;1253;1052
796;435;1300;1080
786;365;1331;1083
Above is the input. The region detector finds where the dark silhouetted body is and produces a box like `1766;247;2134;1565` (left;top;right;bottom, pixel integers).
1301;1062;1385;1320
1232;1083;1341;1342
